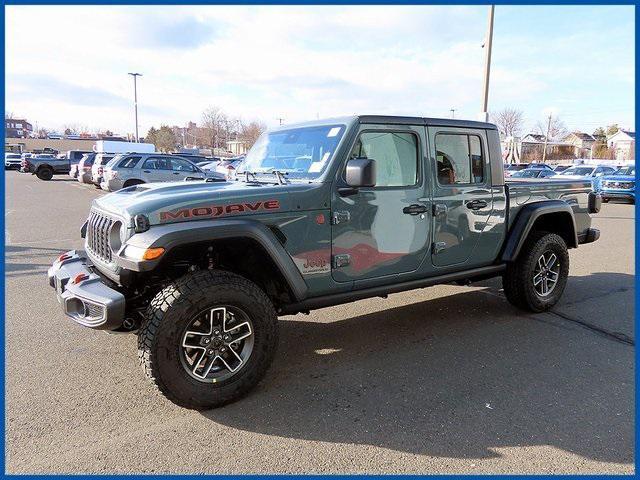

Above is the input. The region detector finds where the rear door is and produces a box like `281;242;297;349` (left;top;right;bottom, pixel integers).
427;126;495;268
141;156;172;182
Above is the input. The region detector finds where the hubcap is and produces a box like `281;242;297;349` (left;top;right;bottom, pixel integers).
180;306;254;383
533;251;560;297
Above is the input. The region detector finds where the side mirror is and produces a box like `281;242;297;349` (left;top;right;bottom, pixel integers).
345;158;376;187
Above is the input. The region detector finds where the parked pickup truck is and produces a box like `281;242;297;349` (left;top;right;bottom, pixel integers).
48;115;601;409
23;150;91;180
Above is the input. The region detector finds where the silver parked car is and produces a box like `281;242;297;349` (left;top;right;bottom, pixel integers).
100;153;217;191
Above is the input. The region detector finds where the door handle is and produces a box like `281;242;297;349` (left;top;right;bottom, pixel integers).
466;199;488;210
143;170;151;173
173;172;180;175
403;204;428;215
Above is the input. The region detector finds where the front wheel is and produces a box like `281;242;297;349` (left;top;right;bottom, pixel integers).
503;231;569;312
36;167;53;181
138;270;278;410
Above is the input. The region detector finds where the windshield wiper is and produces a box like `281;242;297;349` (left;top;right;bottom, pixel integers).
243;170;258;182
271;170;287;185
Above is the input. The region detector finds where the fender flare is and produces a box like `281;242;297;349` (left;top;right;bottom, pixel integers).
115;218;308;301
501;200;577;262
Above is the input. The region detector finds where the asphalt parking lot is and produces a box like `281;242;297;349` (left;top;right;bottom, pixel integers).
5;170;635;474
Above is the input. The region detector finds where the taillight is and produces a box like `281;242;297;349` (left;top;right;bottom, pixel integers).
98;167;104;175
83;166;91;171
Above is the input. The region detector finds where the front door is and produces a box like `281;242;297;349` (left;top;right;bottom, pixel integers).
170;157;205;180
331;125;431;284
427;126;494;268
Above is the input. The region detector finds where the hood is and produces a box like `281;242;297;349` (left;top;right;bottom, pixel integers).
92;179;323;226
601;174;635;182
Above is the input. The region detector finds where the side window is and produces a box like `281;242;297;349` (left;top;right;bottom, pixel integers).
118;156;141;168
435;133;484;185
349;131;418;187
142;158;159;170
157;157;172;170
171;157;196;172
143;157;171;170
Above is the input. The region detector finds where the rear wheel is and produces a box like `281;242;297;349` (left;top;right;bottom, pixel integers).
503;231;569;312
123;179;145;188
36;167;53;181
138;270;278;410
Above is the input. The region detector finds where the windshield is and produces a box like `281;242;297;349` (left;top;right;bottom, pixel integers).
561;167;594;176
239;124;346;180
614;166;635;176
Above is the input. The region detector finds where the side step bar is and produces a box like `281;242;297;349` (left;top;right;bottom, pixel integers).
280;264;506;315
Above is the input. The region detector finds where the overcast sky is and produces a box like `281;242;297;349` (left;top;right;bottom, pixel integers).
5;5;635;136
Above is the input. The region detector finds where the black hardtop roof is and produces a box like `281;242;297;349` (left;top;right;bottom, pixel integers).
358;115;497;130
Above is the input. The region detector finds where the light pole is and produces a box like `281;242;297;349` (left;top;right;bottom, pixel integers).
128;72;142;142
480;5;495;121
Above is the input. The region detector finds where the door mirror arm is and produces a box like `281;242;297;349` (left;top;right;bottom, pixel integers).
338;186;359;197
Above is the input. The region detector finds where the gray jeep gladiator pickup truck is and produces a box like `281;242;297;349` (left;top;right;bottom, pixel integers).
48;115;601;409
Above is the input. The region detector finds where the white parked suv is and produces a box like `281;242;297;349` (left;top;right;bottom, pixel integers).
90;153;115;187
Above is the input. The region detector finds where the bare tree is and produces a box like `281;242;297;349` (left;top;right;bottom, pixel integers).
239;121;267;147
535;116;568;140
201;107;229;150
490;108;524;137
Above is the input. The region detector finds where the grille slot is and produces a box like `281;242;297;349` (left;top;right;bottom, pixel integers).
86;210;115;263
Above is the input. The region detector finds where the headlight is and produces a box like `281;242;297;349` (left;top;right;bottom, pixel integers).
109;221;124;253
123;244;165;261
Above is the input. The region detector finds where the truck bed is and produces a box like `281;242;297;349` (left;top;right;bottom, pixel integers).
505;177;593;233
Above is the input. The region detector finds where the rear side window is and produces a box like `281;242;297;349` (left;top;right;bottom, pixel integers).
349;131;418;187
435;133;485;185
118;156;141;168
143;157;171;170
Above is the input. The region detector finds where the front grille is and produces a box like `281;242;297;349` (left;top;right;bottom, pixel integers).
604;181;634;190
86;210;115;263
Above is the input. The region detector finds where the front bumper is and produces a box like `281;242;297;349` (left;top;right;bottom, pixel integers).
47;250;126;330
601;190;635;202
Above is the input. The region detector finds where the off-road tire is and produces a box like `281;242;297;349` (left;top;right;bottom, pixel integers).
36;167;53;181
503;231;569;312
138;269;278;410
